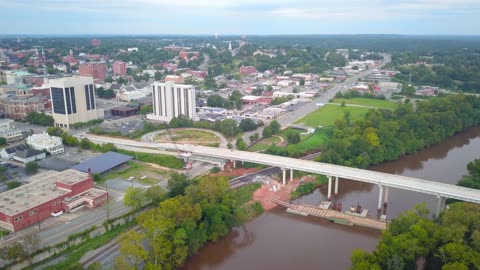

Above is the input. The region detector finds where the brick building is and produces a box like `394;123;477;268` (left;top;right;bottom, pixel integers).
91;38;101;47
112;61;127;76
78;62;106;80
239;66;257;75
0;169;108;232
0;98;45;119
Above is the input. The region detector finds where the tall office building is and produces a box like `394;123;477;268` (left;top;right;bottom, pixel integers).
78;62;106;80
49;76;103;129
148;81;196;122
112;61;127;76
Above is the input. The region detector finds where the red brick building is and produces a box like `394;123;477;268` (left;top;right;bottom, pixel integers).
0;98;46;119
112;61;127;76
91;38;101;47
239;66;257;75
0;169;108;232
79;62;106;80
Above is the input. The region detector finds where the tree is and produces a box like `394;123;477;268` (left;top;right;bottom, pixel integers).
80;138;91;150
239;118;257;132
169;115;194;128
249;133;259;143
299;78;305;86
227;90;243;110
0;137;6;145
216;119;241;137
3;234;41;266
124;187;147;211
25;162;39;175
167;173;189;198
145;185;166;205
262;126;273;138
140;105;153;115
286;132;301;144
207;95;226;107
25;112;54;126
269;120;281;134
6;181;21;190
115;230;148;270
227;142;233;149
236;138;247;150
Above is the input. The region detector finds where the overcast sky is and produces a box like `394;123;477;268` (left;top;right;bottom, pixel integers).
2;0;479;35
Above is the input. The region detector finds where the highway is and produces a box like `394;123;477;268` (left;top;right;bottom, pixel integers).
86;134;480;206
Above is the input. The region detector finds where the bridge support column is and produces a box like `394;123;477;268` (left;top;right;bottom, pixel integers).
282;169;286;185
327;176;332;200
290;169;294;182
233;160;236;168
334;176;339;196
383;187;389;207
435;196;445;218
377;185;384;211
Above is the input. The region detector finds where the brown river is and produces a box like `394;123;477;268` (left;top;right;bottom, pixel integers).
184;126;480;270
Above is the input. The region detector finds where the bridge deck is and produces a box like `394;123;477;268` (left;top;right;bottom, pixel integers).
272;199;387;230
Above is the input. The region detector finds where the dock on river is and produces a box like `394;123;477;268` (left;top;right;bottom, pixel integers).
272;199;387;231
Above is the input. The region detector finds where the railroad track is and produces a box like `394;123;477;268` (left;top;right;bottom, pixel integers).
80;225;141;267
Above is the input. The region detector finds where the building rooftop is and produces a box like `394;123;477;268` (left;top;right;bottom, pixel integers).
72;151;133;174
0;169;90;216
27;133;63;147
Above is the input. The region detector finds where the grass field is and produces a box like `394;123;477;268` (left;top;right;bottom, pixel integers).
332;98;399;110
248;136;281;152
102;161;168;185
156;129;220;147
295;104;372;127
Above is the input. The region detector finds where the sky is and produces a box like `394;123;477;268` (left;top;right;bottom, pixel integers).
2;0;480;35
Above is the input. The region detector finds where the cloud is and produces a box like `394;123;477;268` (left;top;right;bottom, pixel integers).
1;0;480;34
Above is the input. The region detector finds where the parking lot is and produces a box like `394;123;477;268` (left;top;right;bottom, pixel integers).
100;118;146;136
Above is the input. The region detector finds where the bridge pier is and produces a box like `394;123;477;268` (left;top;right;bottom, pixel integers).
435;196;445;218
334;176;339;196
282;168;286;185
383;187;389;207
377;185;384;211
327;176;332;200
233;160;236;168
290;169;294;182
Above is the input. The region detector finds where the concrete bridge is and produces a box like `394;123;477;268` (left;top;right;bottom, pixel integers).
86;134;480;216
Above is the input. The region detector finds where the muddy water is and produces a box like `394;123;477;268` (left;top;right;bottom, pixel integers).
184;127;480;270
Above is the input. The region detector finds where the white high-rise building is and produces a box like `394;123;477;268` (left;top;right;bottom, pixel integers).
148;81;196;122
48;76;104;129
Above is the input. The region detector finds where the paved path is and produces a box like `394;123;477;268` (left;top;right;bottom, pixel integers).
329;102;394;110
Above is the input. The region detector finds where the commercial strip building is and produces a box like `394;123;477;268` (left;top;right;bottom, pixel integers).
26;133;64;155
147;81;196;122
48;76;104;129
0;169;108;232
0;119;23;142
78;62;106;80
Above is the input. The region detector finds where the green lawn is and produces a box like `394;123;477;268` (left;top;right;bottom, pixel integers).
295;104;372;127
248;136;281;152
101;161;167;185
332;98;399;110
156;129;220;147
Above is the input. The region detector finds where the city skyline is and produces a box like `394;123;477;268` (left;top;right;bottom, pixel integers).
2;0;479;35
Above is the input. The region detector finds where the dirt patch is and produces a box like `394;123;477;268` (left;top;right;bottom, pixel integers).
211;166;258;178
253;176;316;210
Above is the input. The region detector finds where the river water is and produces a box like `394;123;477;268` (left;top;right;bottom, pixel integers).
184;127;480;270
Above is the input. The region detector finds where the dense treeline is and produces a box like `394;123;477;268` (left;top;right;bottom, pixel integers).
390;49;480;92
115;176;263;269
25;112;54;126
318;94;480;168
350;203;480;270
456;159;480;190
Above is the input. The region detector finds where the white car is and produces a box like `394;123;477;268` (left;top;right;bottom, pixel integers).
127;176;135;181
316;103;325;107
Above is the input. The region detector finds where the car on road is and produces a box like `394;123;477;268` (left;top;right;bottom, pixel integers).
127;176;135;181
316;103;325;107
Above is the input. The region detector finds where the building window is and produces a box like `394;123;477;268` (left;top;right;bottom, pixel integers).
57;199;61;204
70;87;77;113
89;84;95;109
65;87;72;114
52;201;56;206
51;87;66;114
29;209;38;216
14;216;23;222
85;85;91;110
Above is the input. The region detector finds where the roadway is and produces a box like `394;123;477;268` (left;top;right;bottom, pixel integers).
85;134;480;205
